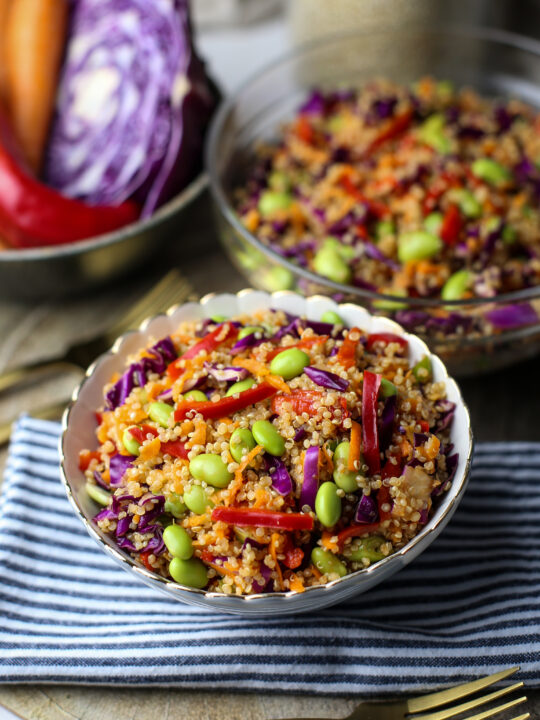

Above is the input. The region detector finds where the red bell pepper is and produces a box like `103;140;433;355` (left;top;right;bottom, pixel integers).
440;204;462;245
161;440;189;459
127;424;158;443
272;389;349;421
0;111;139;248
366;333;408;353
296;115;314;144
362;370;382;475
211;506;314;532
283;545;304;570
265;335;329;362
419;420;430;433
377;483;393;522
174;381;277;421
167;322;238;380
78;449;101;472
139;550;155;572
381;457;402;480
336;522;381;547
335;327;362;369
340;175;389;219
367;109;413;154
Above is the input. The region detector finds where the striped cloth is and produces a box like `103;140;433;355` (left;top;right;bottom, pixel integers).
1;416;539;695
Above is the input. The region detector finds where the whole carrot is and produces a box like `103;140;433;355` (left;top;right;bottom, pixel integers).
6;0;69;172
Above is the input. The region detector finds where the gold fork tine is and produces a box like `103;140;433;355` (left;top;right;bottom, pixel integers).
407;667;520;714
448;695;527;720
412;682;525;720
106;269;195;341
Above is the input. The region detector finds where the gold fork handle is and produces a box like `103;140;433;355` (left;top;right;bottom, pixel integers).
0;360;84;394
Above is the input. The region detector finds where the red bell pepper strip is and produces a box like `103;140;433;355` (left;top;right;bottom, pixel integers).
265;335;329;362
139;550;155;572
167;322;238;380
367;109;414;154
440;203;462;245
161;440;189;459
362;370;382;475
381;457;402;480
78;449;101;472
336;522;381;547
296;115;314;144
340;175;389;219
366;333;408;353
419;420;430;433
335;327;362;369
272;389;349;421
174;381;277;421
377;484;393;522
0;111;139;248
211;506;314;532
127;424;158;443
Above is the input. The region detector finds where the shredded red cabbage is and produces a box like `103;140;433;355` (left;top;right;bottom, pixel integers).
252;564;272;593
486;303;538;330
354;494;378;524
93;469;109;489
264;454;293;496
379;395;397;451
300;446;319;510
203;362;248;383
304;365;349;392
109;454;135;486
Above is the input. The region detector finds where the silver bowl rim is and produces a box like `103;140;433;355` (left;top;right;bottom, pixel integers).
0;172;208;262
59;289;473;609
206;23;540;310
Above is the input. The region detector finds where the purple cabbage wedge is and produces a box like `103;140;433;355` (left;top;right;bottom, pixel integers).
109;453;136;486
354;494;378;524
300;446;319;510
45;0;218;218
264;455;293;496
304;366;349;392
106;336;176;410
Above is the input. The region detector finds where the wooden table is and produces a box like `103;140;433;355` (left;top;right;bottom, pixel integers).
0;194;539;718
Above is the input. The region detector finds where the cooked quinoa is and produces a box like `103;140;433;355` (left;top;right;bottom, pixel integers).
81;309;458;595
234;77;540;335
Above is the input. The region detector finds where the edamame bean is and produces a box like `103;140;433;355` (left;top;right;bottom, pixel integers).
184;485;214;515
311;547;347;577
313;242;352;284
321;310;343;325
122;427;140;456
345;536;385;562
263;266;294;291
424;212;443;236
211;315;227;323
332;442;359;493
441;269;471;301
184;389;207;402
418;114;452;154
169;557;208;588
238;325;263;340
397;231;442;263
164;493;187;518
380;378;397;397
268;171;290;192
252;420;285;456
86;481;110;506
315;482;342;527
229;427;256;462
412;356;433;383
258;190;292;216
372;289;408;311
471;158;512;185
502;225;517;245
449;188;481;218
269;347;310;380
148;401;174;427
189;454;233;488
376;219;395;239
226;377;255;397
163;524;193;559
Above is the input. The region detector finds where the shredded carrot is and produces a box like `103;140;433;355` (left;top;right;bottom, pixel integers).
147;382;167;401
253;487;270;509
183;513;209;528
187;419;206;448
226;444;264;504
424;434;441;460
289;575;305;593
206;559;237;578
270;533;283;590
310;564;322;579
180;420;194;435
321;531;339;553
235;357;269;376
400;439;413;459
348;420;362;471
243;208;260;233
139;437;161;461
320;444;334;475
266;374;291;394
132;514;140;526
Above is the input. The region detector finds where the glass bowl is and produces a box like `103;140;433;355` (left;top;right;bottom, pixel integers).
206;25;540;377
60;290;472;616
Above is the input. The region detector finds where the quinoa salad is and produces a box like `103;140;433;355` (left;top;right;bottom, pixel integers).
234;77;540;335
81;310;459;595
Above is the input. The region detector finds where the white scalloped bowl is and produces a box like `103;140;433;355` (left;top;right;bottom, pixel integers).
60;290;473;616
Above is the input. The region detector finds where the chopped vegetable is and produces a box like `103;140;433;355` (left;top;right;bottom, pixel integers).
174;382;277;421
362;370;382;475
211;506;314;532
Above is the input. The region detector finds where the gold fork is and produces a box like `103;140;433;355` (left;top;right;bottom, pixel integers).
275;667;528;720
0;268;195;394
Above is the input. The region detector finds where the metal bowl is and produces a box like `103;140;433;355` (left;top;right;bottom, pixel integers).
0;173;207;300
60;289;473;617
206;25;540;377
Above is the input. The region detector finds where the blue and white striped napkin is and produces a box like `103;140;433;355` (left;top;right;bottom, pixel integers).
1;416;539;695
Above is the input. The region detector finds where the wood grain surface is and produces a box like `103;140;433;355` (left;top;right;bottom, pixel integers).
0;195;538;718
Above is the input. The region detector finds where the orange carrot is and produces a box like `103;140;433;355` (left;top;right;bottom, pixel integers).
226;444;264;504
266;374;291;394
6;0;69;172
348;420;362;471
289;574;305;593
0;0;13;102
270;533;283;590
